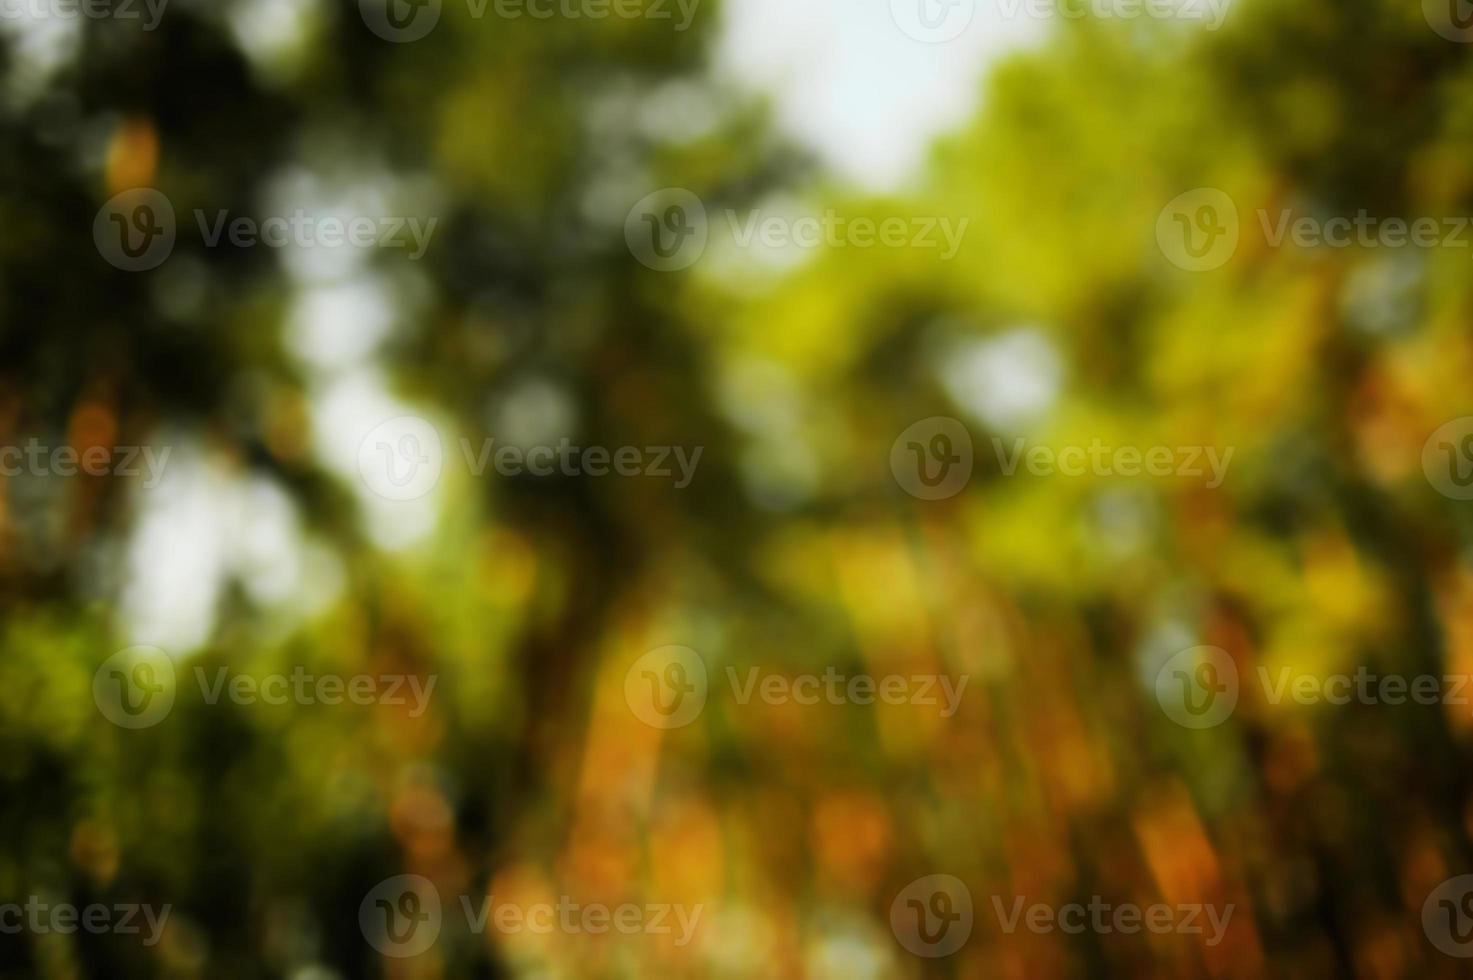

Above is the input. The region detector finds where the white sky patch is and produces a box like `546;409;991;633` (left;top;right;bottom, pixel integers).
260;165;436;284
939;327;1061;434
490;377;579;452
1134;614;1202;688
0;8;79;107
120;440;340;652
701;194;827;278
715;0;1043;190
1091;486;1157;559
634;78;728;143
263;161;445;550
285;276;397;371
310;368;445;552
226;0;322;85
224;476;336;610
120;445;227;652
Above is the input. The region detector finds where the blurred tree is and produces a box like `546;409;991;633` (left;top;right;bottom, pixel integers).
3;0;1473;977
